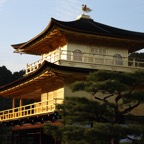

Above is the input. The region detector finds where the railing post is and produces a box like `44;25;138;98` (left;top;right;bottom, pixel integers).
26;63;28;74
103;55;105;64
58;46;61;60
93;54;95;63
133;59;135;67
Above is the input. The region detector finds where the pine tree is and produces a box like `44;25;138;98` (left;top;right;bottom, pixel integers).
44;70;144;144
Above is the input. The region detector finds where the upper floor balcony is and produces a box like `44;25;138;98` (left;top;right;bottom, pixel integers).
25;49;144;75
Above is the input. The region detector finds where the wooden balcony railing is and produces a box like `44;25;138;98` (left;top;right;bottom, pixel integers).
0;98;63;122
25;49;144;74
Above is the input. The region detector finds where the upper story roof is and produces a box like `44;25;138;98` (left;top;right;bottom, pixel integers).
51;16;144;39
12;14;144;55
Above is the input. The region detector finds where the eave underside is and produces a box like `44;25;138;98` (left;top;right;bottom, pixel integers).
0;71;61;100
0;62;89;99
14;29;67;55
64;30;144;53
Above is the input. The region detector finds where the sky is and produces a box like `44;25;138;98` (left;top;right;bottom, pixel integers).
1;0;144;72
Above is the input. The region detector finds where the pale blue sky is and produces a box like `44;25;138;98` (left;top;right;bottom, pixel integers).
1;0;144;72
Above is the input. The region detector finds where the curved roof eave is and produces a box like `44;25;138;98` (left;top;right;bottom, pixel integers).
0;61;93;92
52;18;144;40
11;17;144;50
11;18;56;50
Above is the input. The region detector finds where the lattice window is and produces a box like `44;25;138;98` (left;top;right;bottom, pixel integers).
90;47;106;55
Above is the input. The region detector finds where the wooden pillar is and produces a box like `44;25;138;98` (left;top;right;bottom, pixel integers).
12;98;15;118
12;98;15;109
19;98;23;107
19;98;23;117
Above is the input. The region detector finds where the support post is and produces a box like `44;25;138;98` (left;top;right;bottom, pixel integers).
12;98;15;109
19;98;23;117
12;98;15;118
26;63;28;74
133;59;135;67
19;98;22;107
58;46;61;60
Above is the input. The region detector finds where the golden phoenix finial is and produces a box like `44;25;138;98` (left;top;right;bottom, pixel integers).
82;4;92;13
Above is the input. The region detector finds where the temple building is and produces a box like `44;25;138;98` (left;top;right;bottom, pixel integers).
1;13;144;144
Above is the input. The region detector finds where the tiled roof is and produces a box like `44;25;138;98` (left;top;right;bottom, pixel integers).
0;61;93;93
52;17;144;39
12;15;144;50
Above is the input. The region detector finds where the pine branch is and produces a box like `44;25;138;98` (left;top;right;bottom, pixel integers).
103;94;114;101
129;84;136;93
93;95;107;102
92;93;114;103
115;96;121;104
115;92;123;104
115;84;137;104
120;102;140;115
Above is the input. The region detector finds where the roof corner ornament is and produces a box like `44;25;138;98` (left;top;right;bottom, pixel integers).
82;4;92;14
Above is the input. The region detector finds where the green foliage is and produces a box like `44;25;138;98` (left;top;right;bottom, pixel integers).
57;97;111;124
72;70;144;123
44;70;144;144
44;124;62;143
0;66;25;143
44;97;134;144
0;66;12;86
0;67;25;110
0;66;25;86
